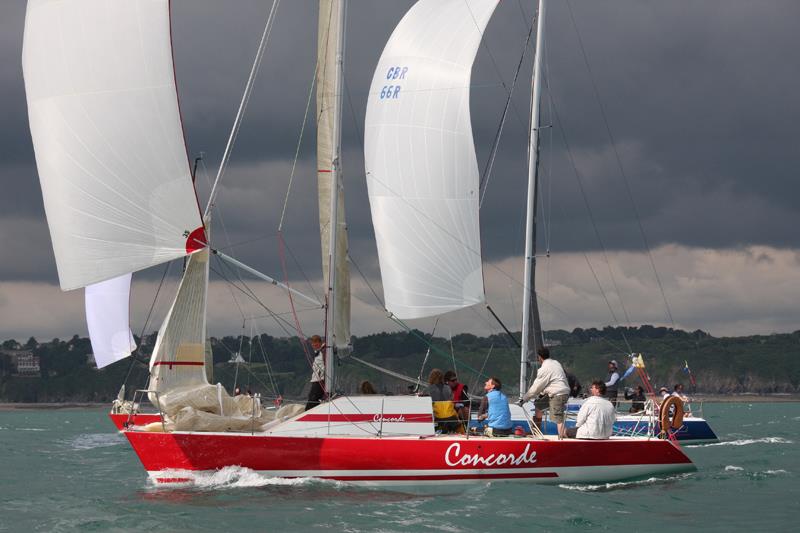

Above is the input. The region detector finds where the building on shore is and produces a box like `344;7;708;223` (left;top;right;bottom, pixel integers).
9;350;40;376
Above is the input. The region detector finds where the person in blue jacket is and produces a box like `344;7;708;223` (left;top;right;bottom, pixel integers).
477;377;512;436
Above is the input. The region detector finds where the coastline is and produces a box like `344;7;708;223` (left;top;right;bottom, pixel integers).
0;402;108;411
1;394;799;411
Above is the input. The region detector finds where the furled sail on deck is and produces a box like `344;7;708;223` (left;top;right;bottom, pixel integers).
317;0;351;348
364;0;497;320
149;246;210;396
22;0;205;291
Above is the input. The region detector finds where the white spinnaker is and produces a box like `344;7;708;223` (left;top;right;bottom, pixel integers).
85;273;136;368
149;247;210;397
364;0;497;320
22;0;205;291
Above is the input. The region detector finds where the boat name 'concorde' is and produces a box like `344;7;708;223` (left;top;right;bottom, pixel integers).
444;443;538;467
372;414;406;423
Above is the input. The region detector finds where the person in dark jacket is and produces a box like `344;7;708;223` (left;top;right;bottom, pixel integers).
625;385;646;412
605;360;620;406
566;373;582;398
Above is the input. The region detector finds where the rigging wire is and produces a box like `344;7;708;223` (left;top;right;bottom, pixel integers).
205;0;282;216
233;320;245;390
210;263;297;338
282;238;322;303
469;343;495;397
413;318;439;392
122;260;173;388
463;0;529;132
254;329;281;397
348;254;385;308
548;94;633;327
277;60;318;231
478;14;535;207
583;253;633;353
564;0;675;326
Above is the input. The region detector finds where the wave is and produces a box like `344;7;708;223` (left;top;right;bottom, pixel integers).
148;466;347;490
687;437;793;448
16;428;46;431
724;465;744;471
68;433;125;450
558;473;692;492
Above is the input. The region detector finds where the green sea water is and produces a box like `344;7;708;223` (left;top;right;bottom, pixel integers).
0;403;797;532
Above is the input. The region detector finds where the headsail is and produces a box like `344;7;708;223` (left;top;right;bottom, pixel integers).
22;0;205;291
149;246;210;396
364;0;498;320
317;0;351;348
85;273;137;368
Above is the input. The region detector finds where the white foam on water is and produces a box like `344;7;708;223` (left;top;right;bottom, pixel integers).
68;433;125;450
687;437;793;448
558;473;692;492
762;469;789;475
724;465;744;471
149;466;346;490
17;428;46;431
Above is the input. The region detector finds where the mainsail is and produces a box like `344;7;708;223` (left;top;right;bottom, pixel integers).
22;0;205;291
317;0;351;348
364;0;497;320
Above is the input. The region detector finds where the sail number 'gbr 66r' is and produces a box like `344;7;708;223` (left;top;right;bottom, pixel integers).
379;66;408;99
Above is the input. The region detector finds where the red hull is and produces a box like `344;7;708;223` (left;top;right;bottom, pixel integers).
121;429;695;486
109;412;161;430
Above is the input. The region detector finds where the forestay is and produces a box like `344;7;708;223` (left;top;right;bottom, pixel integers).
364;0;497;319
22;0;205;291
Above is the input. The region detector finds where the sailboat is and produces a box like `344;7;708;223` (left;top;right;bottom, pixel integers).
23;0;695;486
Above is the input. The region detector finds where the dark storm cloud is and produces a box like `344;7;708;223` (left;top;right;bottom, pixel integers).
1;0;799;285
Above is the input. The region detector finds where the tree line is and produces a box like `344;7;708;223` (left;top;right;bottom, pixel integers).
1;326;798;403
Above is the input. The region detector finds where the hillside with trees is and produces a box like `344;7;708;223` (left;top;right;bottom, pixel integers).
1;326;799;403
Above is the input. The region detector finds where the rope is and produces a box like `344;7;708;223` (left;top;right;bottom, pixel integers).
277;232;315;369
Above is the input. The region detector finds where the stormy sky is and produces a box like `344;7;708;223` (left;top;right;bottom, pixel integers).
1;0;799;342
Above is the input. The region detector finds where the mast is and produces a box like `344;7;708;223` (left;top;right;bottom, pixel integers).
324;0;346;394
519;0;547;401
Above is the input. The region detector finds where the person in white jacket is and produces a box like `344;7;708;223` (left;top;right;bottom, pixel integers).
523;347;570;437
566;380;616;439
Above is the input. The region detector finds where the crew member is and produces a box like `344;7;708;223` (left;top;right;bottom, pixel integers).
305;335;326;411
523;347;570;437
477;377;512;436
605;360;621;406
566;380;616;439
